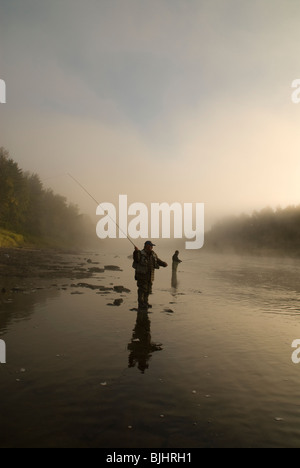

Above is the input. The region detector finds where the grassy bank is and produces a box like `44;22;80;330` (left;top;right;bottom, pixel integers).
0;229;25;248
0;228;83;251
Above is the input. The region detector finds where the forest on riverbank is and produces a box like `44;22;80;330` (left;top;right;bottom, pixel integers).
1;147;300;256
206;206;300;257
0;147;94;249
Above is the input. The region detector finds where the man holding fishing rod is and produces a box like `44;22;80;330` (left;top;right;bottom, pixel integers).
133;241;168;310
67;175;168;310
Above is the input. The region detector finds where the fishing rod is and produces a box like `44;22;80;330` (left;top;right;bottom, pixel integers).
67;173;137;249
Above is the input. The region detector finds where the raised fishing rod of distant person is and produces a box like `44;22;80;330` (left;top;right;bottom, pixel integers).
67;173;137;249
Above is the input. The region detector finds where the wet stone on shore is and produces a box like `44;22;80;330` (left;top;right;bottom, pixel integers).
0;249;130;307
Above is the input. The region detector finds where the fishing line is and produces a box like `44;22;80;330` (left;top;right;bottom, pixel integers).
67;173;137;249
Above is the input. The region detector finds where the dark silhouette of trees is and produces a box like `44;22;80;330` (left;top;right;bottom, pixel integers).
207;205;300;257
0;147;93;248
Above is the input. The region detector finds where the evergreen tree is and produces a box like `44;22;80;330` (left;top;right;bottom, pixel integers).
0;147;94;248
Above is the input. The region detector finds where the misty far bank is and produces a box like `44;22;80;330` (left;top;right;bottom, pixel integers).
0;147;300;258
206;207;300;258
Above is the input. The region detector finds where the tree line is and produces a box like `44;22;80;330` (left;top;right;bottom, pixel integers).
0;147;94;249
206;206;300;257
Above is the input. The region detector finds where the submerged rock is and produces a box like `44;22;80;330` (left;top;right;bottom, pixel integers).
74;283;112;291
113;285;131;293
88;267;105;273
163;308;174;314
107;298;124;307
114;299;123;306
105;265;123;272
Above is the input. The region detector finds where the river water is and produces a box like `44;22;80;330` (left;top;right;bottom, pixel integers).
1;250;300;448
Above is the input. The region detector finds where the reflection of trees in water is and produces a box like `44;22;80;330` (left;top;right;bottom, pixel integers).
128;311;163;374
0;287;60;333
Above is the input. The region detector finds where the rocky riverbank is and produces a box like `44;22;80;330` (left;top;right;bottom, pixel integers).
0;248;130;306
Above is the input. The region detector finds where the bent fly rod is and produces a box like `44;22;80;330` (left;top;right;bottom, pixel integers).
67;173;137;249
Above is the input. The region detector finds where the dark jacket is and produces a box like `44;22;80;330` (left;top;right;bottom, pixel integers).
172;253;182;264
133;249;166;283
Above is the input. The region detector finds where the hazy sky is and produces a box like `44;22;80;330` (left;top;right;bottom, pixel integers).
1;0;300;228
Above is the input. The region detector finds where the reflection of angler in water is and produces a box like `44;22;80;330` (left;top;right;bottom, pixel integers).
171;269;178;289
128;311;163;374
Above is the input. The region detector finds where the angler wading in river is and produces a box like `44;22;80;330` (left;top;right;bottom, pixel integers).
133;241;168;310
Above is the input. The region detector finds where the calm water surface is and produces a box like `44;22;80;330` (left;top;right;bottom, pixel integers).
1;251;300;448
